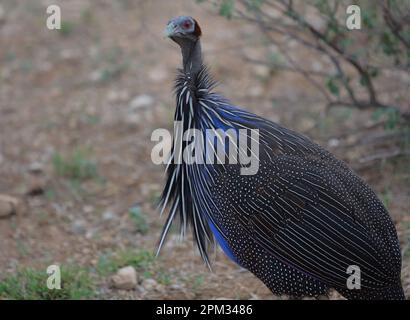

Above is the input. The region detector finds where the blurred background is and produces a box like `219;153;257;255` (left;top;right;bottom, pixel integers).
0;0;409;299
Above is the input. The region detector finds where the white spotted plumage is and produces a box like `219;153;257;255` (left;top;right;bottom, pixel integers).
157;40;404;299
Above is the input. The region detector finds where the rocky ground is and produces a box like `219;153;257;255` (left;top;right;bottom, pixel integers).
0;0;409;299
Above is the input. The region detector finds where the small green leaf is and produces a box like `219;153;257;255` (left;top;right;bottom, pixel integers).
372;108;385;121
380;31;399;56
385;108;399;130
372;108;400;131
59;21;74;37
267;51;283;66
362;9;376;29
219;0;235;19
359;75;369;87
314;0;330;13
326;76;340;97
129;206;149;234
247;0;264;10
368;67;379;78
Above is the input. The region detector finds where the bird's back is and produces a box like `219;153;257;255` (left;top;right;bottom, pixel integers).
159;62;404;299
200;96;404;299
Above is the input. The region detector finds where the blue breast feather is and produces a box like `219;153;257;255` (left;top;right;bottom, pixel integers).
201;103;252;265
207;219;240;265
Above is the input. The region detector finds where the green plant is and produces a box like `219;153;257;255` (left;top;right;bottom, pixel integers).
149;190;161;207
44;187;55;199
196;0;410;166
197;0;409;119
59;21;75;37
52;148;99;181
219;0;235;19
380;187;393;209
129;206;149;234
0;266;95;300
157;269;172;285
91;46;130;84
81;8;93;24
373;107;401;131
95;249;174;289
190;274;204;294
96;249;155;276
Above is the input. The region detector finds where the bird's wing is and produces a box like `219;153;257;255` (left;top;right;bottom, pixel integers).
225;155;398;290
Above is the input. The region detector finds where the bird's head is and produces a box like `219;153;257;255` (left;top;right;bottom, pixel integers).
165;16;202;45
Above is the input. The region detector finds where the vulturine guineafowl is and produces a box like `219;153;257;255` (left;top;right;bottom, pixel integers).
156;16;404;300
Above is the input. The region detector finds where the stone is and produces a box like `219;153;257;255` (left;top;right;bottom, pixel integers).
82;205;94;213
28;162;44;174
124;113;140;125
0;195;19;218
328;138;340;148
107;90;129;103
85;228;97;239
71;219;87;235
89;70;102;82
169;283;184;291
142;278;158;291
299;118;316;132
102;211;115;221
248;86;263;97
0;5;5;24
148;67;167;83
253;65;270;78
312;61;323;72
111;266;137;290
26;176;46;196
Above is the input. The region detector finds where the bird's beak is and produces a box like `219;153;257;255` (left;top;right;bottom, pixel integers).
164;22;176;38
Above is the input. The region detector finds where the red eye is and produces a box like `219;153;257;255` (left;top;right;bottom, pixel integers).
183;21;191;29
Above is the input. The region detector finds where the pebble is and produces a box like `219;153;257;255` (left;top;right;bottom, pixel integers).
111;266;137;290
248;86;263;97
102;211;115;221
26;176;46;196
107;90;129;103
71;219;87;235
142;278;158;291
169;283;185;291
148;67;167;83
0;195;19;218
28;162;44;174
253;65;270;78
83;205;94;214
328;138;340;148
129;94;154;111
0;5;5;24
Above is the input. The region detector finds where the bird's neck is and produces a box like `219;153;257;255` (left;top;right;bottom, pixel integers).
181;39;202;78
